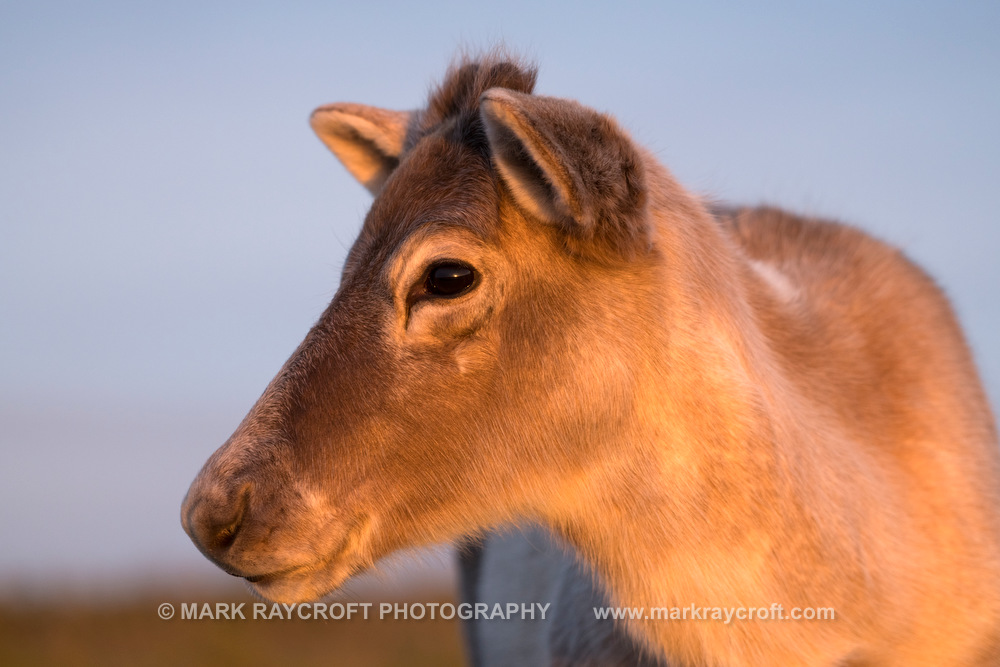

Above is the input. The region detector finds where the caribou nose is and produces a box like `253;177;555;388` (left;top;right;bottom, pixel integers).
181;481;251;562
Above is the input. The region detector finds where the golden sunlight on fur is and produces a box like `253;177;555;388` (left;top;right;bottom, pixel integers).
183;52;1000;666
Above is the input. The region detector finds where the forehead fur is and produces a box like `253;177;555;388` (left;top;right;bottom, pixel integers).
364;135;500;245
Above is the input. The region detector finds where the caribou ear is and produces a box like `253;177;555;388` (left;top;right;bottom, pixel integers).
479;88;649;256
310;103;412;195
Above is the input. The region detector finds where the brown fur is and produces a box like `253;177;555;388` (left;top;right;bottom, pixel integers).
182;53;1000;666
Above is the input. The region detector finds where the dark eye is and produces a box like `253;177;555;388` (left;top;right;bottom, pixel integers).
426;262;476;297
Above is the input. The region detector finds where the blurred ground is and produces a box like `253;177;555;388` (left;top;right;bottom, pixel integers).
0;588;465;667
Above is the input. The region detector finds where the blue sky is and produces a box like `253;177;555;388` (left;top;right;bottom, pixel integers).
1;1;998;590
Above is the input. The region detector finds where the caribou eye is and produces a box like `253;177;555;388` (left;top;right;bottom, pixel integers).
426;262;476;297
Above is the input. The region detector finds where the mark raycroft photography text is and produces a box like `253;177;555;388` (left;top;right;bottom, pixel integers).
594;604;837;624
157;601;551;621
157;601;835;624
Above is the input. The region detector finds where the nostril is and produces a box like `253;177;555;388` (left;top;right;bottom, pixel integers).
212;508;244;550
183;482;251;558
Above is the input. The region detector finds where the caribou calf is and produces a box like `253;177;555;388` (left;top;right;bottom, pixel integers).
183;54;1000;666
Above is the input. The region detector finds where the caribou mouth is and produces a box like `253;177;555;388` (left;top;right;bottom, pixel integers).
238;518;374;602
241;565;304;583
242;559;355;603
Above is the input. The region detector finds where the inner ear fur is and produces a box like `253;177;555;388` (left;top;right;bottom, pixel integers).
479;88;649;257
310;103;412;195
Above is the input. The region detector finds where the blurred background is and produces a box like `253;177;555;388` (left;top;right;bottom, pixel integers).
2;1;998;664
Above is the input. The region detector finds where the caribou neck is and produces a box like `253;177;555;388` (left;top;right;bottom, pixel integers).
540;161;878;664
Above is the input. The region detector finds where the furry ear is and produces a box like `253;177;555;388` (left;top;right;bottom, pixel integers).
310;103;412;194
479;88;648;257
